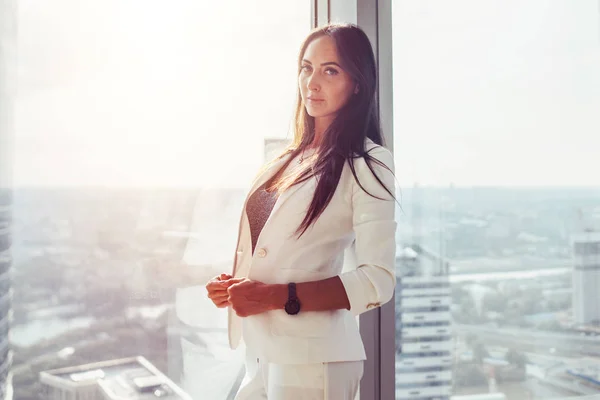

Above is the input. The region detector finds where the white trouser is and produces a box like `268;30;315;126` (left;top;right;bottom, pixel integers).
234;348;363;400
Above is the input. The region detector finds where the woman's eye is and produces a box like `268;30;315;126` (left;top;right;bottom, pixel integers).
301;65;312;72
325;68;339;76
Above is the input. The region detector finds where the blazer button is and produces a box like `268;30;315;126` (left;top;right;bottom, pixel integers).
256;248;267;258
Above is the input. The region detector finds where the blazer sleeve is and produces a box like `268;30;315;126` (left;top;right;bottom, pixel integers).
338;145;397;316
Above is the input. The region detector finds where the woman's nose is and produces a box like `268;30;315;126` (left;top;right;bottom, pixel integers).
307;73;320;92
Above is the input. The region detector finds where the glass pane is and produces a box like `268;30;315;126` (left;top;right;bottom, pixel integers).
6;1;310;399
0;1;17;398
393;1;600;399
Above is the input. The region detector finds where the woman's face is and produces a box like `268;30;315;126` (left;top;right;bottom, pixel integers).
299;36;357;124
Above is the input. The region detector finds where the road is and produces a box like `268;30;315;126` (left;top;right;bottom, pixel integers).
454;324;600;358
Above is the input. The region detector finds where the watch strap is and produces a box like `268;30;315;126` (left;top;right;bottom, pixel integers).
288;282;297;300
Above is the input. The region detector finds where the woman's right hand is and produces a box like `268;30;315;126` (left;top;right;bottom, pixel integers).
206;273;234;308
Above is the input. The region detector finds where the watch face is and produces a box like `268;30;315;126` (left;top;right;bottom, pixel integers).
285;299;301;315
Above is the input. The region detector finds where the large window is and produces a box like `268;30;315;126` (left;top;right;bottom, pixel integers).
8;1;310;399
393;1;600;399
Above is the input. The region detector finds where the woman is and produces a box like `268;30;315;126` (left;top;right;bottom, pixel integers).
205;23;398;399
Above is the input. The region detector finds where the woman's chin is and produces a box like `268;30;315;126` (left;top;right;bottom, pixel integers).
305;109;326;118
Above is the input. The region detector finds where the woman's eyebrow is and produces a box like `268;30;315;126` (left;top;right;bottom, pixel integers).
301;59;342;68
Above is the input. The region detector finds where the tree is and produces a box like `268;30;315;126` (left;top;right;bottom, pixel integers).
473;341;490;363
505;348;528;368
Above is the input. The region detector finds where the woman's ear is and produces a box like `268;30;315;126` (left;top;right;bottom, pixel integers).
354;85;359;94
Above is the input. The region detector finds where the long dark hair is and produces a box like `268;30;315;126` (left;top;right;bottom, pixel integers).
264;23;398;238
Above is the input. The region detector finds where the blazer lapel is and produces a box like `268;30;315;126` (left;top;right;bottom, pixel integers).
234;153;317;272
231;153;293;275
254;160;315;249
247;155;291;198
264;173;310;228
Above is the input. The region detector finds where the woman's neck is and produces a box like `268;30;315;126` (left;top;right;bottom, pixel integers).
312;117;333;148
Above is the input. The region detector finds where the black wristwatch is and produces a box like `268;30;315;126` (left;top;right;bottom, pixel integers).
284;282;301;315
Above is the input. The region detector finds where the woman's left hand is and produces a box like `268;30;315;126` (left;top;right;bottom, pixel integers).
226;277;285;317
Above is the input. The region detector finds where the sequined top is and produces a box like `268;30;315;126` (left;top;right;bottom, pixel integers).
246;181;279;255
245;150;314;255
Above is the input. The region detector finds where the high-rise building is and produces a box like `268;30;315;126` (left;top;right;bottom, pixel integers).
396;244;453;400
572;231;600;325
40;356;191;400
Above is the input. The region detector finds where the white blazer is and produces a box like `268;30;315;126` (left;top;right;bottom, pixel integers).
228;138;397;364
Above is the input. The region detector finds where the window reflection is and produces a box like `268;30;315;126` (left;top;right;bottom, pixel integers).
8;1;310;399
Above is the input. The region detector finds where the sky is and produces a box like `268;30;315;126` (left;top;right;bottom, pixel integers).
392;0;600;187
7;0;600;188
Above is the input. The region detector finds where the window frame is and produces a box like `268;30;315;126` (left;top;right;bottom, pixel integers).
313;1;395;399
